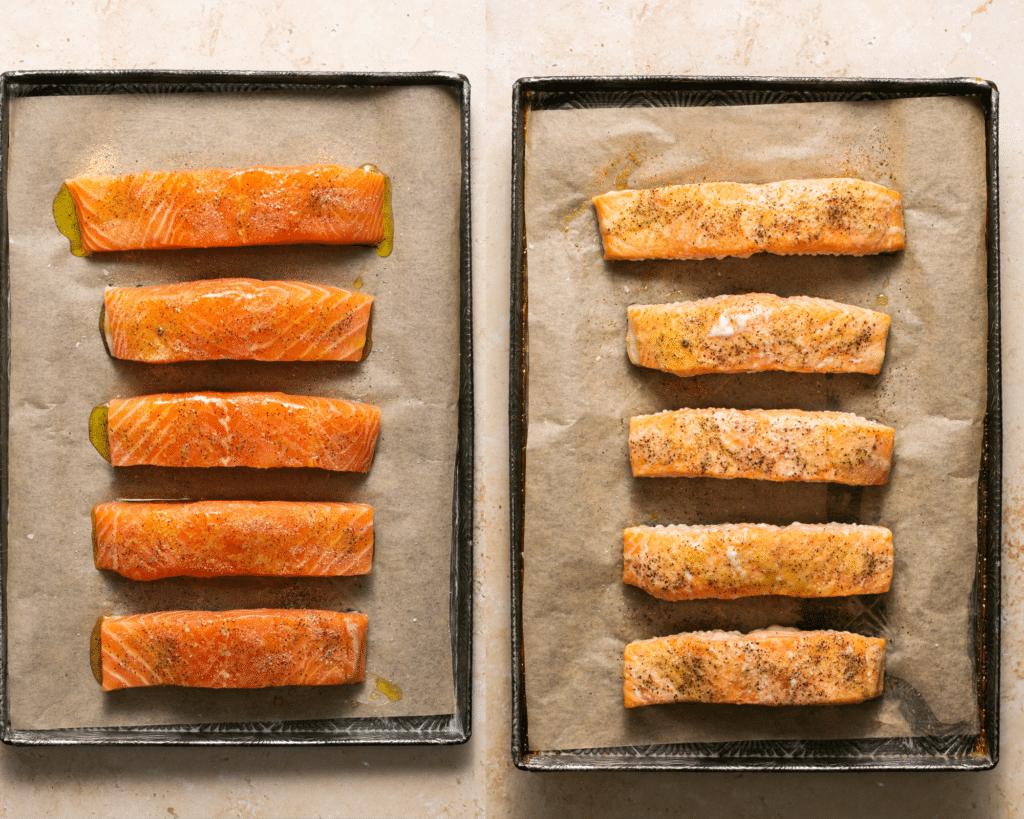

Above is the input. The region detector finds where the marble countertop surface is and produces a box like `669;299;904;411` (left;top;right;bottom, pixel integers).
3;1;1023;816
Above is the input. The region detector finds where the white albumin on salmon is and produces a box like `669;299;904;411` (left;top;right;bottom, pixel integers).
623;522;893;600
627;293;890;377
623;627;885;707
593;178;905;260
629;408;894;485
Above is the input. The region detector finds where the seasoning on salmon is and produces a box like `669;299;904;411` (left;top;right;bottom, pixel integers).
94;609;367;691
627;293;890;377
91;391;380;472
60;164;387;253
593;178;905;260
629;408;894;485
623;627;885;707
103;278;374;363
623;522;893;600
93;500;373;580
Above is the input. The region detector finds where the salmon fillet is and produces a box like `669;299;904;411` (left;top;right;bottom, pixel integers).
98;391;380;471
63;164;386;252
95;609;367;691
593;178;905;260
627;293;890;377
623;627;885;707
93;500;373;580
629;408;894;485
103;278;374;362
623;522;893;600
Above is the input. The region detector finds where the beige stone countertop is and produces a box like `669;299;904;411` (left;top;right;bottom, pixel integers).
2;1;1022;816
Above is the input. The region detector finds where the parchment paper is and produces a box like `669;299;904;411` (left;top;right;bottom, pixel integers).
522;97;988;751
5;86;462;730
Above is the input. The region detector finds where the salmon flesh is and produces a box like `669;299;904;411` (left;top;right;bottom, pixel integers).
103;391;380;471
93;500;373;580
103;278;373;362
623;627;885;707
629;408;894;484
593;178;905;260
623;522;893;600
97;609;367;690
64;164;386;252
627;293;890;377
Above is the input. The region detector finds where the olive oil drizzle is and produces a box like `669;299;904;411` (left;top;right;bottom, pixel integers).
90;617;105;685
89;405;111;463
53;183;86;257
373;674;403;701
361;164;394;257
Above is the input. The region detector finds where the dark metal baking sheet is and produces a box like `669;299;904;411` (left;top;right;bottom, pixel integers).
0;70;472;746
509;75;999;771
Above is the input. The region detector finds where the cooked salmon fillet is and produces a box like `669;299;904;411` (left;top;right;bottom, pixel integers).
63;164;386;252
593;178;905;260
627;293;890;377
623;522;893;600
103;278;374;363
623;627;885;707
96;609;367;691
629;408;893;485
93;500;373;580
99;391;380;471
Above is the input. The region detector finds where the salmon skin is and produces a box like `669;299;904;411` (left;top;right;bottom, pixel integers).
627;293;890;377
63;164;386;253
93;500;373;580
97;391;380;471
103;278;374;363
623;627;885;707
95;609;367;691
629;408;894;485
593;178;905;260
623;522;893;600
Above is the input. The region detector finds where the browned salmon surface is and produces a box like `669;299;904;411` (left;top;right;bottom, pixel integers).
593;178;905;260
623;522;893;600
627;293;890;377
104;278;374;362
623;627;885;707
65;164;385;252
629;408;894;485
106;391;380;472
93;500;373;580
99;609;367;691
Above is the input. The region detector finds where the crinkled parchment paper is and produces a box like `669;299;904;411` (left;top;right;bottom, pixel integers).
6;86;461;729
522;97;987;751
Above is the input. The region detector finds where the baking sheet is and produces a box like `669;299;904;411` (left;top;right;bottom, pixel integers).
511;77;999;769
1;72;472;743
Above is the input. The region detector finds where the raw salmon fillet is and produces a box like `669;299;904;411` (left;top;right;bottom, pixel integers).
623;627;885;707
593;178;905;260
623;522;893;600
103;391;380;471
64;164;386;252
96;609;367;691
93;500;373;580
627;293;890;377
103;278;374;362
629;408;894;485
